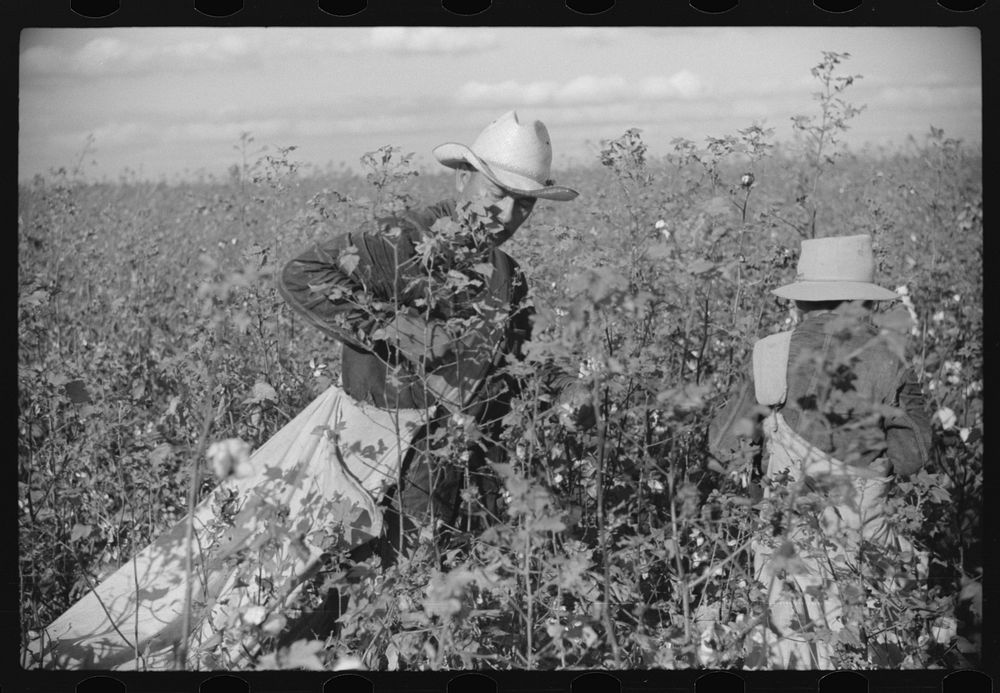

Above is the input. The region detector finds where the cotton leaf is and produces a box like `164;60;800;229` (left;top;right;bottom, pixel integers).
64;379;91;404
530;515;566;533
960;580;982;621
339;246;360;275
472;262;494;278
251;381;278;403
47;372;69;388
20;289;50;309
687;259;716;275
700;196;732;217
385;643;399;671
70;524;92;542
149;443;173;469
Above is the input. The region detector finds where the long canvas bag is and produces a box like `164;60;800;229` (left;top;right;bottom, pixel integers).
29;236;517;670
27;384;427;670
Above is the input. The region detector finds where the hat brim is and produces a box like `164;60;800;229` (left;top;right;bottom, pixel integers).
433;142;579;202
772;281;899;302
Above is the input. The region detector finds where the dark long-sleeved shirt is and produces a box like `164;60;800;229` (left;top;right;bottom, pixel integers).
709;310;932;477
278;200;532;415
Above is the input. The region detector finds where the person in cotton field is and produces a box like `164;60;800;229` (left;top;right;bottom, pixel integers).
29;110;583;670
274;110;585;643
708;233;932;669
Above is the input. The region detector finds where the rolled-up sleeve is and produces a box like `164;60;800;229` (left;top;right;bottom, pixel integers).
278;224;515;379
277;233;376;348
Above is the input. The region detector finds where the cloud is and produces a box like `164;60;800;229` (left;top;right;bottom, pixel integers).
368;27;498;55
876;85;981;109
46;117;295;154
21;33;257;78
47;122;150;151
563;27;631;44
639;70;704;99
456;72;706;108
164;118;291;143
294;114;421;137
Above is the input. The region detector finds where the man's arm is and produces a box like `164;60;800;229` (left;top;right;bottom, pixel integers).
278;229;454;363
277;234;371;347
885;367;933;477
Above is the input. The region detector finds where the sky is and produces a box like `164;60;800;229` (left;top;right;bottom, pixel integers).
18;26;982;182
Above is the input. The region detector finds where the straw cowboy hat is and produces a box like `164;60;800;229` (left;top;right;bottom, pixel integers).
433;110;579;201
772;234;899;301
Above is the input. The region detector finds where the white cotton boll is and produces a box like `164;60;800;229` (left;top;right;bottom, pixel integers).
935;408;957;431
959;428;971;443
578;357;603;379
451;412;473;429
943;361;962;384
895;285;909;297
261;614;287;636
647;478;665;492
333;655;364;671
932;616;957;644
932;311;946;323
207;438;252;479
655;219;667;229
243;605;267;626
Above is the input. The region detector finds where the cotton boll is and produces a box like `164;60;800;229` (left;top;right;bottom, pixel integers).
206;438;252;479
242;605;267;626
333;655;364;671
261;614;287;636
935;408;957;431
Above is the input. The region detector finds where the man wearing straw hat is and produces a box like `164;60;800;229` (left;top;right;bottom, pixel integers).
278;110;579;555
709;234;932;669
27;111;580;670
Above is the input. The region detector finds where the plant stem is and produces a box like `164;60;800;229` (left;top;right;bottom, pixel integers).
175;371;216;670
666;465;691;643
524;529;533;668
592;375;622;666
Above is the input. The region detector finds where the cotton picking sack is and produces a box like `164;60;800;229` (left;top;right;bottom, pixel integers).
27;384;426;671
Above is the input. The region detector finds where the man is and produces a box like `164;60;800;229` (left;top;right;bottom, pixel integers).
27;113;579;670
709;234;932;669
278;109;579;567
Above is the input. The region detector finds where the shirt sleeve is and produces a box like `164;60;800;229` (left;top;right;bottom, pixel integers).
885;366;933;477
277;222;439;355
277;231;372;349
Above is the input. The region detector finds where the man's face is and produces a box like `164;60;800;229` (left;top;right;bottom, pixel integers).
456;169;536;245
